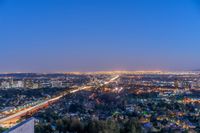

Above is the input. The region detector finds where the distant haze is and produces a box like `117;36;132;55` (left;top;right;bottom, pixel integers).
0;0;200;72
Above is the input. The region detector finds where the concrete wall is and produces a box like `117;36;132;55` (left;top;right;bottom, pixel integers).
5;118;34;133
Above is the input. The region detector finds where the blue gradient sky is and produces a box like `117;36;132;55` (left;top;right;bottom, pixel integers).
0;0;200;72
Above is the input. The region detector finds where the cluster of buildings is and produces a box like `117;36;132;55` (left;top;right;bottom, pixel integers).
32;73;200;132
0;75;89;89
2;72;200;132
0;79;39;89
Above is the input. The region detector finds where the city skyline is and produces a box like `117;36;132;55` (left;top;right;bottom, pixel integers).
1;0;200;72
2;1;200;132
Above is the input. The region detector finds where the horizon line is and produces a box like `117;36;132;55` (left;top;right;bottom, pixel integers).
0;70;199;74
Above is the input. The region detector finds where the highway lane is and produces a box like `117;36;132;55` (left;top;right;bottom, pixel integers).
0;75;119;127
104;75;119;85
0;96;61;124
0;86;90;125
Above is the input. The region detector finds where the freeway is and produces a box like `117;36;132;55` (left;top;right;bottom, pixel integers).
0;86;91;127
104;75;119;85
0;75;119;128
0;96;61;124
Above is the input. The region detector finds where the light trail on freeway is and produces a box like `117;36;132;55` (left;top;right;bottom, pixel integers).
0;75;119;127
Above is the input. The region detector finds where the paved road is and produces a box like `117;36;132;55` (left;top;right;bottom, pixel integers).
0;75;119;127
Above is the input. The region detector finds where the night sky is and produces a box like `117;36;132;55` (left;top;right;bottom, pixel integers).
0;0;200;72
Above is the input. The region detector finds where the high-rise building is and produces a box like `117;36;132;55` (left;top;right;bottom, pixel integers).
51;80;63;88
174;79;179;89
24;79;34;89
